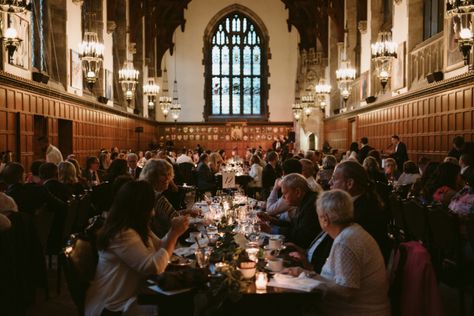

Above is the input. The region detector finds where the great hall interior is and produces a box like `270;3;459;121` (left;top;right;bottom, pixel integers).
1;0;474;315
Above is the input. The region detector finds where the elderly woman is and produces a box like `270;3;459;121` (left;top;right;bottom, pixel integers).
383;157;399;183
285;189;390;316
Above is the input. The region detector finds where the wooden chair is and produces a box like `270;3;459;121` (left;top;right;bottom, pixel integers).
178;162;195;185
401;199;428;243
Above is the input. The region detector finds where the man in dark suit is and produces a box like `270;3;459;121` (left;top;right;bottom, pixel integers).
357;137;373;164
329;160;390;262
261;151;280;200
390;135;408;171
127;153;142;179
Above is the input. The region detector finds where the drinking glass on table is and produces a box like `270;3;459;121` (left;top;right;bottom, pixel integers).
195;247;213;268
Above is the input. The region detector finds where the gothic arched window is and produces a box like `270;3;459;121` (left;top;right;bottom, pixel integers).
204;11;268;120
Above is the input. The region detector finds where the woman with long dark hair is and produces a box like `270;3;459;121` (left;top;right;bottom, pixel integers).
85;181;189;316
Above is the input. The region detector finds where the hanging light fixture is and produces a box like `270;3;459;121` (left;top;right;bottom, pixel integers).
2;26;21;63
315;81;331;111
119;60;139;106
143;78;160;111
0;0;30;13
79;31;104;90
336;30;356;106
301;94;314;118
292;102;303;121
170;102;181;122
371;32;397;90
446;0;474;68
159;96;172;118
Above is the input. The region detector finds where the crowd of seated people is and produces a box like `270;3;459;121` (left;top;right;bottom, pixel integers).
1;134;474;315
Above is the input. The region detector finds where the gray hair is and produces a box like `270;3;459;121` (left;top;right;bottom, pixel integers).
322;155;337;170
281;173;309;192
316;189;354;225
139;159;174;189
300;158;316;177
127;153;138;160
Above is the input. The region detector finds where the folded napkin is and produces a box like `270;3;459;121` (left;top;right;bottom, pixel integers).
268;273;324;292
174;239;210;257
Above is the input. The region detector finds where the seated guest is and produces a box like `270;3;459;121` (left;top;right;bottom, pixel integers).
300;158;323;193
444;156;459;165
367;149;383;169
345;142;359;161
209;152;224;174
363;156;387;184
284;189;390;316
176;148;194;165
82;156;102;187
140;159;180;237
316;155;337;190
4;162;48;214
247;154;263;194
58;161;84;196
418;156;430;176
25;159;45;184
85;181;189;316
305;150;322;167
263;173;321;249
106;159;129;183
137;151;147;168
40;162;70;202
410;161;440;199
448;135;474;160
265;158;302;218
262;151;280;200
99;150;111;172
127;153;142;179
396;160;421;188
0;192;18;231
383;157;400;183
330;160;390;261
67;157;87;186
449;167;474;218
424;162;462;206
195;154;216;194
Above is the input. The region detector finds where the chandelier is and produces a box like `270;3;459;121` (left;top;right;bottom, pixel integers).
315;81;331;110
446;0;474;67
159;96;172;118
0;0;30;13
119;61;139;106
79;31;104;90
291;102;303;121
336;61;356;103
371;32;397;90
301;94;314;117
2;26;21;63
170;102;181;122
143;78;160;110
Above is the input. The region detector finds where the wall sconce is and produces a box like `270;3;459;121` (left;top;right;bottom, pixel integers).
170;102;181;122
315;81;331;111
79;31;104;90
2;26;21;63
292;102;303;121
446;0;474;68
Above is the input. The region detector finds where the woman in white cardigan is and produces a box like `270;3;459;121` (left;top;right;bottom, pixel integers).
85;180;189;316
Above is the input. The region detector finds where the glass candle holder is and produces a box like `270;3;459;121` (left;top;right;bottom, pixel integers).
255;272;268;292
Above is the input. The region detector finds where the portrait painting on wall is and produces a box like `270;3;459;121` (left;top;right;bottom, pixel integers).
70;50;82;90
9;14;30;69
360;71;368;100
392;42;406;90
446;15;464;70
231;125;243;140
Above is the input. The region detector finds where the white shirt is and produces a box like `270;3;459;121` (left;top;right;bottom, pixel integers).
85;229;169;316
319;224;390;316
46;144;63;164
176;154;193;164
248;163;263;187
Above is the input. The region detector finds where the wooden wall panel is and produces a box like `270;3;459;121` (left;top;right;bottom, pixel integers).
324;83;474;163
0;82;157;169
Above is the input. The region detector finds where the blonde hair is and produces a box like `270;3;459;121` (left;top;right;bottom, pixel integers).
58;161;78;184
139;159;174;189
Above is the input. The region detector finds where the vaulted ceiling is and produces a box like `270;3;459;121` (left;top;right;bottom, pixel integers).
136;0;346;71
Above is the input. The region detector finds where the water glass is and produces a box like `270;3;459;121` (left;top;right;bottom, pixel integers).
195;247;212;268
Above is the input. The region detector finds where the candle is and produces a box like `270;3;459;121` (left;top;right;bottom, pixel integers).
255;272;268;292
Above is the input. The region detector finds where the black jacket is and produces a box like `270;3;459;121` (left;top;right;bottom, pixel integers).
390;142;408;171
357;145;373;164
287;191;321;249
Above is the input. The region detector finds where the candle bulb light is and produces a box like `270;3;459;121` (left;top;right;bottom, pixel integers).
255;272;268;293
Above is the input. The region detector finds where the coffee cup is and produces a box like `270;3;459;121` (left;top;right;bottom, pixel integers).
267;258;283;272
268;235;284;249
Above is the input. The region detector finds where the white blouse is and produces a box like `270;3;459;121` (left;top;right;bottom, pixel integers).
85;229;169;316
248;163;263;187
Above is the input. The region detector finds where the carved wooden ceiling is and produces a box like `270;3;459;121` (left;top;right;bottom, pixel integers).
122;0;346;72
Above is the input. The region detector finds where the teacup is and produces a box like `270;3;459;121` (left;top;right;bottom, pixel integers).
238;267;256;279
268;235;284;250
267;258;283;272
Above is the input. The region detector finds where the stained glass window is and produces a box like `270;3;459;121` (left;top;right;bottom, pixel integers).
207;12;264;117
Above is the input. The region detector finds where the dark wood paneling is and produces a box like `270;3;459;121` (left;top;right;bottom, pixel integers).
324;83;474;163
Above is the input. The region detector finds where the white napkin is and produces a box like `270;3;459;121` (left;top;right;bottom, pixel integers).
173;239;209;257
268;273;324;292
